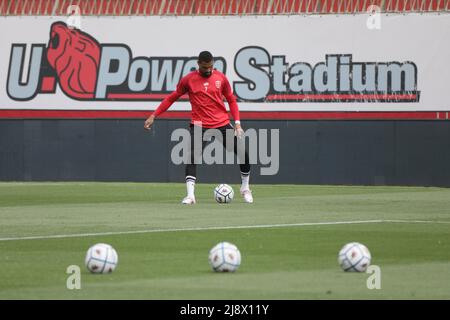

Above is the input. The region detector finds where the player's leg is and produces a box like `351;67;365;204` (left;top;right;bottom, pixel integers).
182;124;202;204
237;144;253;203
220;124;253;203
183;168;197;204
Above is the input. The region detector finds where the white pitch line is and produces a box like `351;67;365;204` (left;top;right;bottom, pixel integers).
0;219;448;242
0;220;384;241
383;219;450;224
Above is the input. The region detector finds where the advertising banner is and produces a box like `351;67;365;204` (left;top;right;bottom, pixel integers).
0;14;449;118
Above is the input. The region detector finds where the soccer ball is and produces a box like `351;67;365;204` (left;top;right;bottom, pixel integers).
208;241;241;272
214;184;234;203
85;243;118;274
338;242;371;272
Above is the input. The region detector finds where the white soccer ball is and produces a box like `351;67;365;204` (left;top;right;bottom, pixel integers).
85;243;119;274
214;184;234;203
208;241;241;272
338;242;371;272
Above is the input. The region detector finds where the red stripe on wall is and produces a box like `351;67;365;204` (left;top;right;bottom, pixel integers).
100;93;420;101
107;93;189;100
0;110;445;120
265;93;418;101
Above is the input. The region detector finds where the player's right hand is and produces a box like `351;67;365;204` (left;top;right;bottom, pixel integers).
144;115;155;130
234;123;245;139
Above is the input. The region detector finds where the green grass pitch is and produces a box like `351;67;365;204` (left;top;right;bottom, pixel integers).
0;182;449;299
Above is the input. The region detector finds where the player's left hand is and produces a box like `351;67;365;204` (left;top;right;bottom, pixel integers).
234;123;245;139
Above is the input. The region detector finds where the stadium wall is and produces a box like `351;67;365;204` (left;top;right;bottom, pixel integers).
1;119;450;187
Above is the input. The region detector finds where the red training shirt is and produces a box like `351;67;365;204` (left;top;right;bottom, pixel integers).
152;70;240;128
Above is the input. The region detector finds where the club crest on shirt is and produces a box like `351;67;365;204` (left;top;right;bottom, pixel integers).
215;80;221;89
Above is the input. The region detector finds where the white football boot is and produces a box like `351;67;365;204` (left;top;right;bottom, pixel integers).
181;196;196;205
240;189;253;203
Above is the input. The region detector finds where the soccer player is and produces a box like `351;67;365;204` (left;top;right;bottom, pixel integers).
144;51;253;204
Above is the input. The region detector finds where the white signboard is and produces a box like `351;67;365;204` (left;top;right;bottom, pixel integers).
0;14;449;115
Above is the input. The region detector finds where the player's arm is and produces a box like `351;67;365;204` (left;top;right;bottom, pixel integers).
222;77;244;138
144;78;188;130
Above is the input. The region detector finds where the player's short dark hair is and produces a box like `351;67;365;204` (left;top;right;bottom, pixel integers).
198;51;213;63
